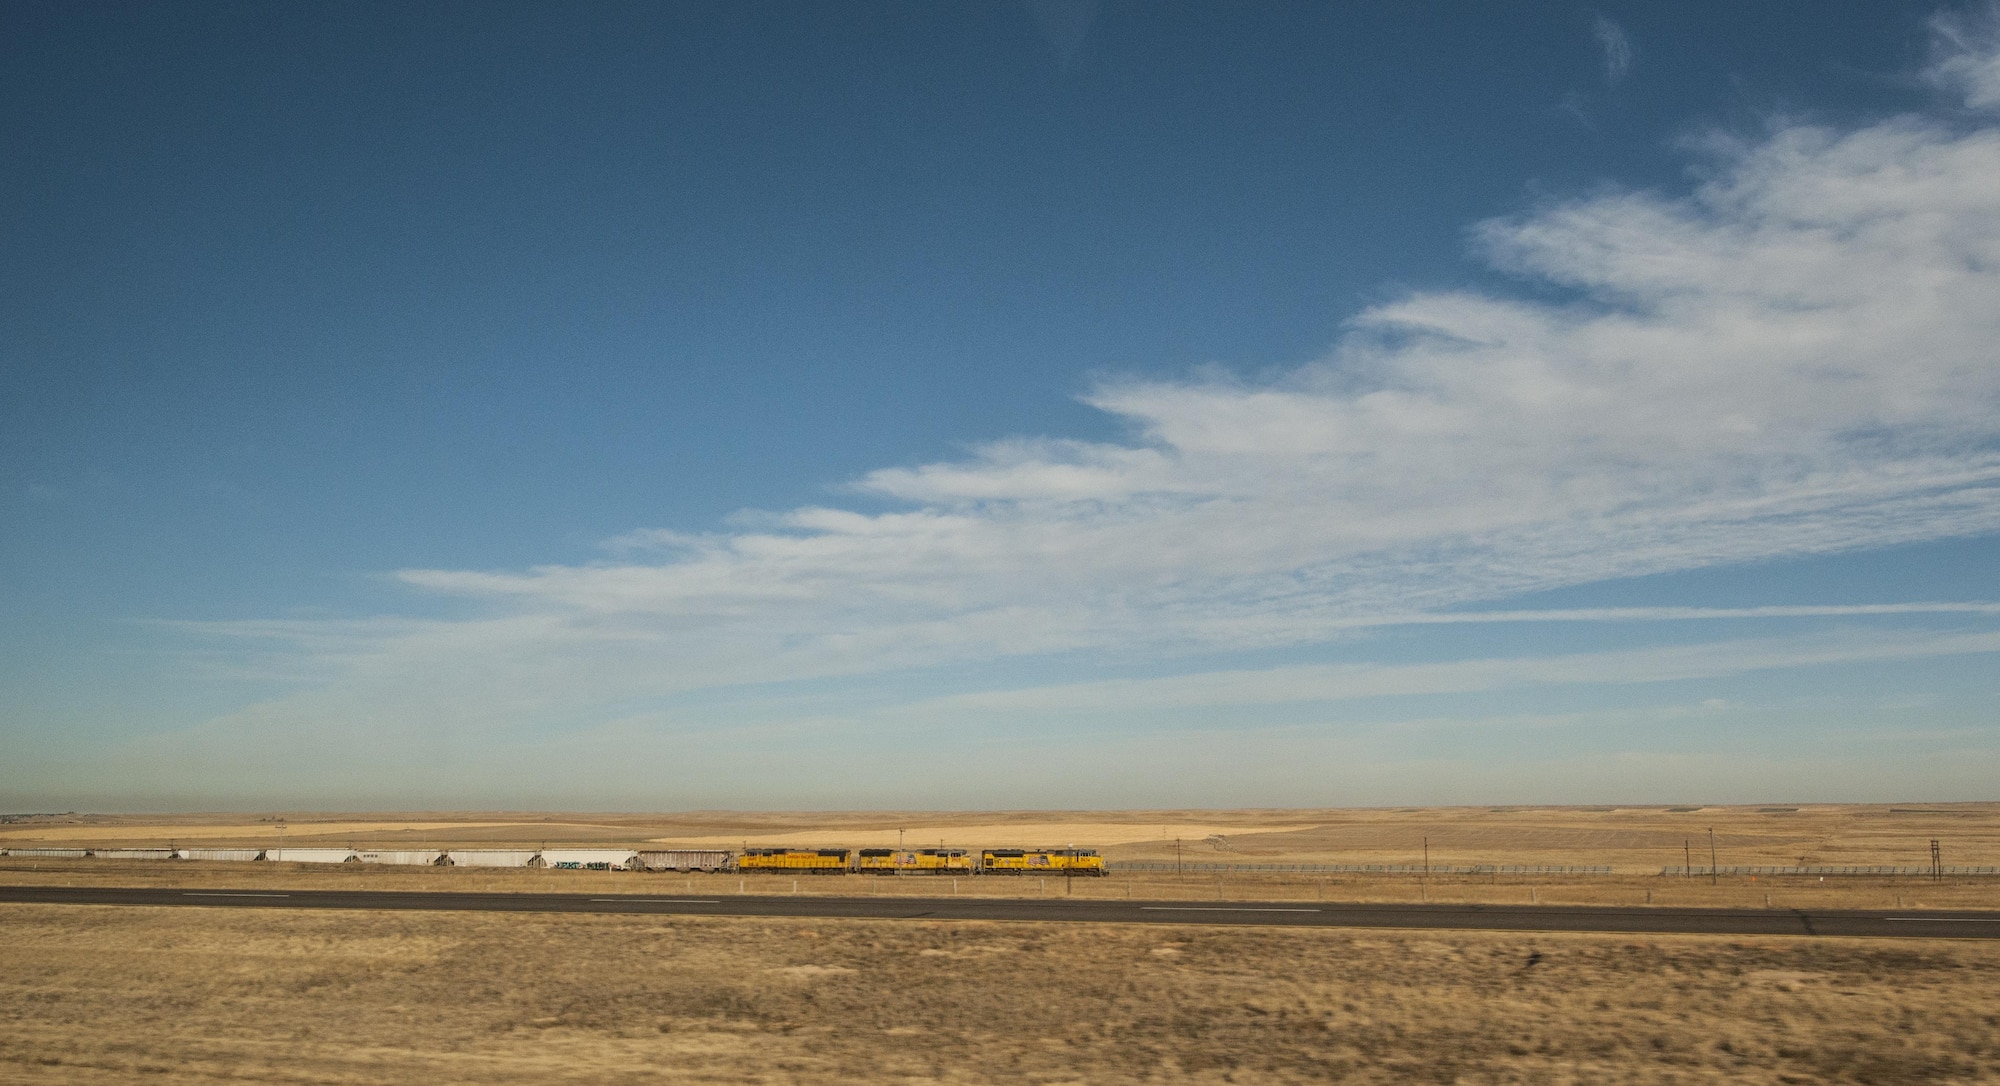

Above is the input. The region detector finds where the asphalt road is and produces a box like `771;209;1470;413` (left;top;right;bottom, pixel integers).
4;884;1998;938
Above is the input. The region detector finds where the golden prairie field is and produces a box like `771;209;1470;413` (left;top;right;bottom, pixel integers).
2;903;1998;1085
6;803;1995;872
4;805;1999;1084
3;803;1997;910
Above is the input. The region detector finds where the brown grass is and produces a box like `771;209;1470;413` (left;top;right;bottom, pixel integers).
5;803;1995;872
5;803;1997;912
2;903;1997;1084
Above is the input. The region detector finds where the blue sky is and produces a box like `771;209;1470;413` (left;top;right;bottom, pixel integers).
4;1;1998;810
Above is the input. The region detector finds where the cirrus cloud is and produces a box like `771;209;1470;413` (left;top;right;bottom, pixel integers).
182;23;2000;751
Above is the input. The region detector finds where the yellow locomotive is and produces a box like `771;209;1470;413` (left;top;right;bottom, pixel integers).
736;848;850;873
979;848;1105;876
855;848;973;874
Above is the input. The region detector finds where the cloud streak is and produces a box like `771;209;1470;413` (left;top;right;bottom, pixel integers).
1299;602;2000;630
155;24;2000;762
1593;15;1633;85
913;627;2000;715
1929;4;2000;109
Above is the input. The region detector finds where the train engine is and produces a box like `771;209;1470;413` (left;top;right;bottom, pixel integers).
855;847;973;875
979;848;1105;876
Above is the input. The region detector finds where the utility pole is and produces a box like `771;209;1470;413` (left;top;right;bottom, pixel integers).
1708;827;1718;886
1176;837;1183;876
1684;839;1691;879
1423;836;1430;881
1931;839;1943;882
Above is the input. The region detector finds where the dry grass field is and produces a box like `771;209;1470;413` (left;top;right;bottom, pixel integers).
4;806;1999;1083
7;803;1995;872
3;903;1998;1085
4;804;1996;911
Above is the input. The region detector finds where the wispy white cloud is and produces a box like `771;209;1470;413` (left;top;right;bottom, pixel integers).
1023;0;1100;71
1592;14;1633;86
909;627;2000;714
144;25;2000;769
1306;602;2000;629
1929;3;2000;109
381;93;2000;674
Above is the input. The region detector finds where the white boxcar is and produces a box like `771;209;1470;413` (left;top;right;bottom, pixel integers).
184;848;263;862
265;847;355;863
634;849;731;872
539;848;638;871
93;848;178;860
4;848;90;858
445;849;540;868
353;850;443;866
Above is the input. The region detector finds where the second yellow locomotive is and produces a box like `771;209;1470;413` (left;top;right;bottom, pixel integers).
721;845;1105;876
979;848;1105;876
855;847;973;874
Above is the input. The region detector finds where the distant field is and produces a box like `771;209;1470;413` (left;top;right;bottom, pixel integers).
5;803;1996;871
3;903;1997;1084
5;803;1999;912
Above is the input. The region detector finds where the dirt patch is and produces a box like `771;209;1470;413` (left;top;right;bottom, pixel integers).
765;964;857;979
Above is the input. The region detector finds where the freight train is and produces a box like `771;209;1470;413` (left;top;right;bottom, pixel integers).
741;847;1104;875
0;844;1107;875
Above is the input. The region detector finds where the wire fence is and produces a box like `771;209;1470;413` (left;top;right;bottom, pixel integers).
1109;862;1613;876
1661;865;2000;877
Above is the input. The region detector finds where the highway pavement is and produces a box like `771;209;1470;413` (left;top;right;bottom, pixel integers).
3;884;1998;938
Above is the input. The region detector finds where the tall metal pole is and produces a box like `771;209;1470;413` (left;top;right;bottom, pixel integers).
1684;839;1691;879
1708;827;1718;886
